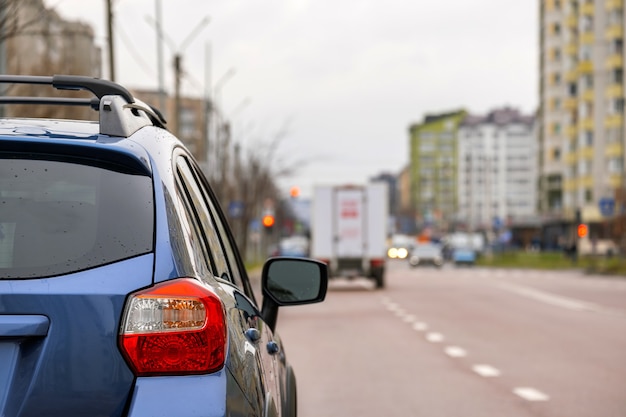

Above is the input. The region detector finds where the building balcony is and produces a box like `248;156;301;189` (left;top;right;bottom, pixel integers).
565;69;578;81
609;174;622;189
581;31;595;44
605;53;624;69
566;14;578;28
606;0;623;11
581;88;595;101
565;42;578;56
605;142;623;157
605;24;624;40
605;114;624;128
564;178;577;191
566;151;577;164
580;146;595;159
580;175;594;188
564;97;578;110
606;83;624;98
566;123;578;137
577;60;593;74
581;2;595;15
579;117;594;131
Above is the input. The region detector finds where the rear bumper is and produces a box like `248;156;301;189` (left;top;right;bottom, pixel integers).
127;373;229;417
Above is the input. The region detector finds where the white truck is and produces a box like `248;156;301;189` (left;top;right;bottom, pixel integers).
311;183;389;289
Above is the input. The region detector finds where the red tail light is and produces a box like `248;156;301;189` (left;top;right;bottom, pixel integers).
118;278;226;376
370;258;385;268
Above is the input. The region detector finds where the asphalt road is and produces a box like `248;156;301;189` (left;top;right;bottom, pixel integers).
272;260;626;417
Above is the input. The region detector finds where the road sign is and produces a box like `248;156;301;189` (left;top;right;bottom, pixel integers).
599;198;615;217
228;201;244;218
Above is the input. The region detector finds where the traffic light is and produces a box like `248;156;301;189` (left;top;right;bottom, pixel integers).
577;223;588;238
289;186;300;198
262;214;275;229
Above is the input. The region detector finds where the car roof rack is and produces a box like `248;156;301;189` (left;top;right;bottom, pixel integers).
0;75;167;137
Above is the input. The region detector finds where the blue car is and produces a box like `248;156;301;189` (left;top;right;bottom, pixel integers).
452;247;477;265
0;75;327;417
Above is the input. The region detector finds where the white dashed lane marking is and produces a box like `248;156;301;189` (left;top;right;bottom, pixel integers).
472;364;501;377
444;346;467;358
514;387;550;401
425;332;444;343
402;314;416;323
412;322;428;331
382;298;551;403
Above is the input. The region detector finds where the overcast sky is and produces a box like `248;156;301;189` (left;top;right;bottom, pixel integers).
45;0;538;198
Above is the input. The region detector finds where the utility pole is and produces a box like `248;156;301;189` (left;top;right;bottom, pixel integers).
155;0;165;113
0;3;6;117
146;14;209;138
106;0;116;81
173;54;182;137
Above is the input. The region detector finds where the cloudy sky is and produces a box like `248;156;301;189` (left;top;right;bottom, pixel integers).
45;0;538;198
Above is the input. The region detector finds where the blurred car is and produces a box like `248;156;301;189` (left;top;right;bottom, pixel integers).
277;235;310;257
387;234;413;259
387;245;410;259
452;247;477;265
0;75;328;417
408;243;444;267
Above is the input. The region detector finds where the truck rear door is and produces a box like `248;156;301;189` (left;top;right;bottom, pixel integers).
334;187;365;258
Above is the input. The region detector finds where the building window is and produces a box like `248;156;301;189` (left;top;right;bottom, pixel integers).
554;47;561;61
585;189;593;203
612;68;624;84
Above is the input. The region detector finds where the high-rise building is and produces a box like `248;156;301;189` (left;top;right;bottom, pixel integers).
457;108;537;231
408;110;466;230
539;0;625;224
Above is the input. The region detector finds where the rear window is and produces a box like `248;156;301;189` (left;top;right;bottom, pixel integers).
0;157;154;278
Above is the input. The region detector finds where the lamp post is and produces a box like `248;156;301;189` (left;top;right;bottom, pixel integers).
210;68;236;190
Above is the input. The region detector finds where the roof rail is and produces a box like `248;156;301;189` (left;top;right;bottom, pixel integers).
0;75;167;137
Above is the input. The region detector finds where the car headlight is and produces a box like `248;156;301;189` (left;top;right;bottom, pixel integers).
397;248;408;259
388;248;398;258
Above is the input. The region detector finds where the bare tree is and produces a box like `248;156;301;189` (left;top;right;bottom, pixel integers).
0;0;42;43
224;119;313;261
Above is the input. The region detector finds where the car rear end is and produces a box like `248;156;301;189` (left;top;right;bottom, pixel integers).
0;128;161;416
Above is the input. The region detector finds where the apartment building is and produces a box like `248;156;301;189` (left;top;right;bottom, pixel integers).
457;108;538;231
539;0;625;223
408;110;466;229
132;89;209;165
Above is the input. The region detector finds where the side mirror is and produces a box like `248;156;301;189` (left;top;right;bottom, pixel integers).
262;257;328;305
260;257;328;331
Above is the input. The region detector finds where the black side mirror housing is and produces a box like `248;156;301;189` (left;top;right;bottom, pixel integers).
260;257;328;331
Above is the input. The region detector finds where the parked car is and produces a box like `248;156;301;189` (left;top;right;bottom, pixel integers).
452;247;477;265
0;75;328;417
408;243;444;268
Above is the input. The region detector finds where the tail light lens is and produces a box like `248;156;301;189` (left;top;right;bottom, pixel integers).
370;258;385;268
119;278;226;376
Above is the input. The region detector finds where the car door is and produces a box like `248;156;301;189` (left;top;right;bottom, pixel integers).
174;153;283;417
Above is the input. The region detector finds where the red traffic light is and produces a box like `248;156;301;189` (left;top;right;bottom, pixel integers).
262;214;275;228
577;224;588;238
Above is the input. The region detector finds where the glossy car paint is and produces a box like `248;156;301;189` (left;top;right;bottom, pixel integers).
0;122;294;416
